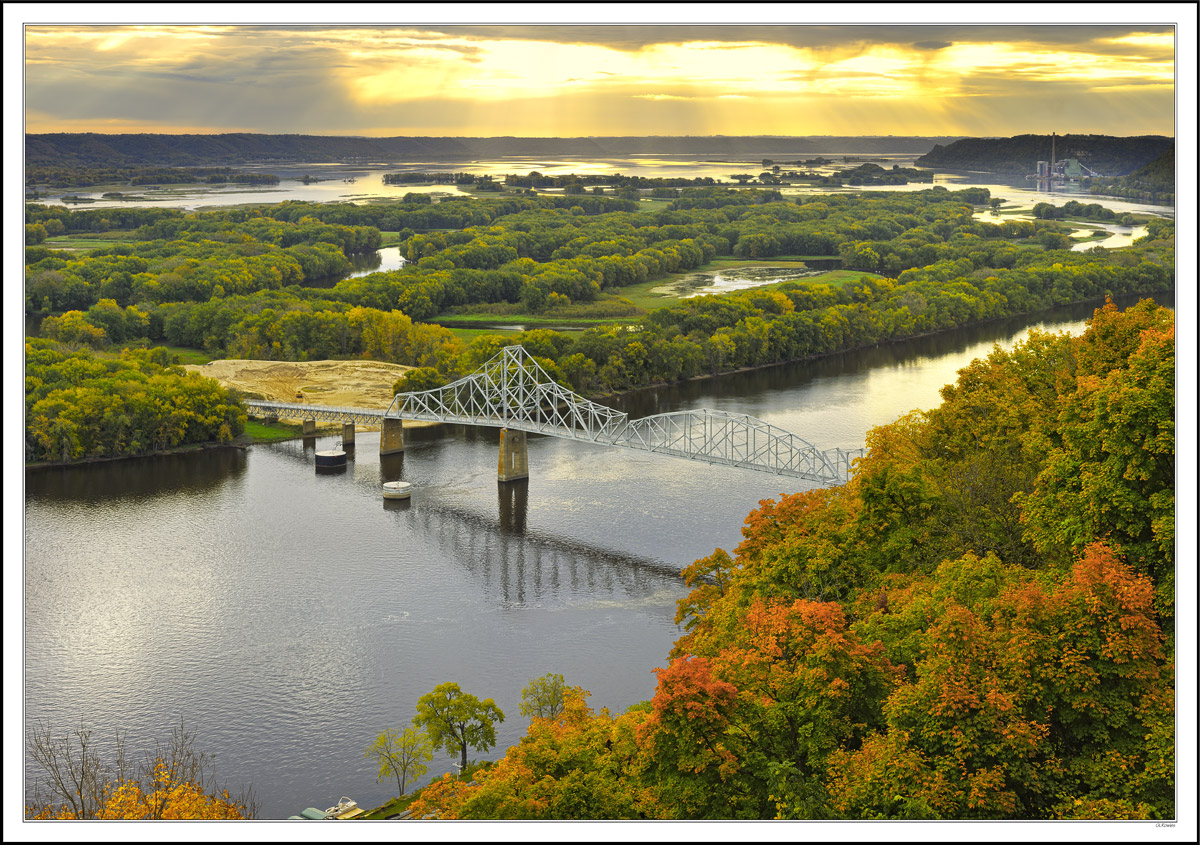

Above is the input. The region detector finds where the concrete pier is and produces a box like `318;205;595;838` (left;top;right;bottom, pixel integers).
302;418;317;436
380;417;405;455
497;428;529;482
342;422;356;447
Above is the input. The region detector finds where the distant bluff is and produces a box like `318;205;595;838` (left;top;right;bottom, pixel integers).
916;134;1174;177
24;133;967;167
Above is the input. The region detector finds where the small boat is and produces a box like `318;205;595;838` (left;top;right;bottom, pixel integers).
382;481;412;500
324;796;362;819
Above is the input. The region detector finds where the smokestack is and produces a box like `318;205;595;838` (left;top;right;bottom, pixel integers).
1051;132;1056;168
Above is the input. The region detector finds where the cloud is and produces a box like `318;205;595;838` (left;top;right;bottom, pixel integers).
412;23;1174;54
21;24;1177;138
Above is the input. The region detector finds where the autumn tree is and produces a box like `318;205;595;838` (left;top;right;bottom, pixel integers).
365;724;433;797
93;763;248;819
26;718;256;820
409;687;656;820
1021;307;1175;618
413;682;505;773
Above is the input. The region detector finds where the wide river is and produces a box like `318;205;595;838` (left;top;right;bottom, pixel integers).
22;291;1171;818
29;152;1174;219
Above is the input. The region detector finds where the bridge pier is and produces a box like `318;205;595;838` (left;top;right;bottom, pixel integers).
302;418;317;436
498;428;529;482
342;422;355;447
380;417;405;455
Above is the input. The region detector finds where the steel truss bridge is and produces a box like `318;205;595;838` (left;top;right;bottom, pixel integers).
247;346;862;485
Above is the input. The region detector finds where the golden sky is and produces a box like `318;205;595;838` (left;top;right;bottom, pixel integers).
21;22;1178;137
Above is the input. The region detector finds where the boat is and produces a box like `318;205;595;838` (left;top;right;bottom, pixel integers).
324;796;362;819
382;481;412;500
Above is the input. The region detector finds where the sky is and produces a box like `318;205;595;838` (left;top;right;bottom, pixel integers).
14;12;1185;139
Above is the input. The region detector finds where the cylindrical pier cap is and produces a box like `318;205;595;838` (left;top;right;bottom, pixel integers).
315;449;348;469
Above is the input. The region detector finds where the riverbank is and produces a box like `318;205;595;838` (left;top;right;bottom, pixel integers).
582;289;1174;405
24;439;248;471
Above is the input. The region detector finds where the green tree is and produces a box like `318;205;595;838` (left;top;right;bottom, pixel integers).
519;673;568;722
26;222;48;245
364;725;433;797
393;367;445;394
413;682;505;772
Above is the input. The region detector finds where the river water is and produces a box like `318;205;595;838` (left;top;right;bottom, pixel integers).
21;291;1171;818
28;153;1174;219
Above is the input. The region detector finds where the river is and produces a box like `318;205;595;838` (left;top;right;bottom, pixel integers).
28;152;1174;219
22;291;1171;818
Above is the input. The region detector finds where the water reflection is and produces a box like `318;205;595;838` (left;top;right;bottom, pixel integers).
657;264;841;299
346;246;407;279
379;452;406;482
498;479;529;536
26;447;248;502
409;498;679;608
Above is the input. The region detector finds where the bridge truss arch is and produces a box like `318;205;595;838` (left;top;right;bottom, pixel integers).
250;345;862;485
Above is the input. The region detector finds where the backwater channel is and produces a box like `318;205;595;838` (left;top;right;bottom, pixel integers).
22;290;1171;817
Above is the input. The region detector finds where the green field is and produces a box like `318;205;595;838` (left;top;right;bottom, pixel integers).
151;343;213;365
240;419;307;443
44;231;139;250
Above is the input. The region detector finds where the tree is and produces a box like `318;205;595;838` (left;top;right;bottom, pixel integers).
413;682;505;772
393;366;445;393
365;725;433;797
519;673;568;722
408;687;654;820
25;718;107;819
26;718;257;819
26;222;48;244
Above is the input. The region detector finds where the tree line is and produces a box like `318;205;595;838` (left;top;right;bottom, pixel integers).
25;339;246;463
26;164;282;188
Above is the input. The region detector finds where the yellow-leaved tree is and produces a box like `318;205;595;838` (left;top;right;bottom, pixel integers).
26;719;256;820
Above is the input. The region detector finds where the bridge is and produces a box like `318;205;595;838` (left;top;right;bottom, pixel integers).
247;346;862;486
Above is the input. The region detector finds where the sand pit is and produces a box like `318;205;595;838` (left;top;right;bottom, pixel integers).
186;359;439;427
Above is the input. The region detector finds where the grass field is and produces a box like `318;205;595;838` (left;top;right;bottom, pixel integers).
241;419;307;443
44;231;139;250
152;343;213;365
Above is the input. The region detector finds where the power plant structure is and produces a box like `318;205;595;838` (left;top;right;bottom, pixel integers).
1030;132;1102;186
